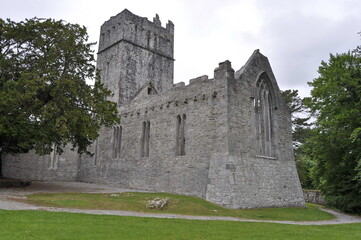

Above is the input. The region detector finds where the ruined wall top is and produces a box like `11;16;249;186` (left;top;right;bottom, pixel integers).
214;60;235;80
98;9;174;59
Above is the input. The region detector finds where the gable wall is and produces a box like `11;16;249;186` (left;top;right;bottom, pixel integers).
205;52;305;208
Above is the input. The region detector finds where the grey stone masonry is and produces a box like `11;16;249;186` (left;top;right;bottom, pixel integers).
303;190;325;205
97;9;174;106
2;9;305;209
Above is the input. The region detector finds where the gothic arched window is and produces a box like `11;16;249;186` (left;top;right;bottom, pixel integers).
254;73;275;157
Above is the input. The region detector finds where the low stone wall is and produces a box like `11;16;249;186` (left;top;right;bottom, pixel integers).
303;190;325;205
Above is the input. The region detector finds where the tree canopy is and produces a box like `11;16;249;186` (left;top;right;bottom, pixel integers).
281;89;311;148
281;89;314;189
305;41;361;212
0;18;119;157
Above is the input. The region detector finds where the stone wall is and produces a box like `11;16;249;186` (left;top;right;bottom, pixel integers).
207;155;305;208
2;145;79;181
303;190;325;205
78;71;229;198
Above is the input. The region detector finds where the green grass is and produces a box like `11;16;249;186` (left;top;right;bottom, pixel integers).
25;192;334;221
0;210;360;240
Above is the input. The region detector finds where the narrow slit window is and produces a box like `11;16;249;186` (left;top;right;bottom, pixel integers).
141;121;150;157
113;126;122;158
176;114;186;156
49;144;59;170
105;62;110;77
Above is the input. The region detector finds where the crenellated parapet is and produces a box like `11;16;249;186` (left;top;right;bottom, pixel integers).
98;9;174;60
119;59;236;118
121;86;220;119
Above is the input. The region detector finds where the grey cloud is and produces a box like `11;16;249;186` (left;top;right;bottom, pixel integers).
252;0;361;95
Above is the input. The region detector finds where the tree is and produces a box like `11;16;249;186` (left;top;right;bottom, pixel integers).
281;89;311;148
281;89;314;189
0;18;119;175
305;41;361;212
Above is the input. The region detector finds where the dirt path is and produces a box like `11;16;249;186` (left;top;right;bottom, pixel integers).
1;181;360;225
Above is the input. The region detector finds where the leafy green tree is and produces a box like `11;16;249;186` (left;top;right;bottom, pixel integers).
281;89;314;189
281;90;311;148
0;18;119;175
305;41;361;212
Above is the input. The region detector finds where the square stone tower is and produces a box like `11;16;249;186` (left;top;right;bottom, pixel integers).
97;9;175;105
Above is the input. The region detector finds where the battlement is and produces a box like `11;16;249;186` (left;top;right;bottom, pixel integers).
98;9;174;59
173;60;235;88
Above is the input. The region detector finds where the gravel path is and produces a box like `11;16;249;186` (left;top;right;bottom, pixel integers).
1;181;361;225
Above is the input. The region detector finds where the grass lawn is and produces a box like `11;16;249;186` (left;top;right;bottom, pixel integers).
0;210;360;240
25;192;334;221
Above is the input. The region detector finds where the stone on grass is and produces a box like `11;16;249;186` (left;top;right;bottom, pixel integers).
146;198;169;209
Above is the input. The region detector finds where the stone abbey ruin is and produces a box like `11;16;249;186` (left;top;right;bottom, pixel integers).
3;9;305;209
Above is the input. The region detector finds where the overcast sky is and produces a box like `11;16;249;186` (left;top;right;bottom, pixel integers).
1;0;360;97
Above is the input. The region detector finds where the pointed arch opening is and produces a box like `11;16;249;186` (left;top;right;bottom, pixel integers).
254;72;276;158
